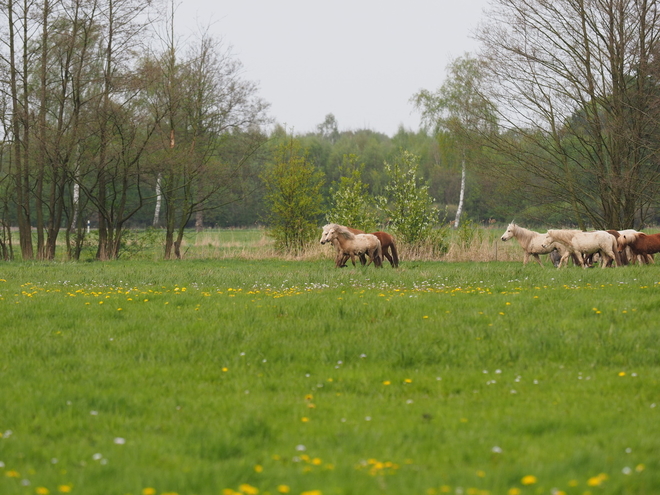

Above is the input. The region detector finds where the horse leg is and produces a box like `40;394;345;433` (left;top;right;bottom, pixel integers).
532;253;543;266
390;242;399;268
382;245;394;267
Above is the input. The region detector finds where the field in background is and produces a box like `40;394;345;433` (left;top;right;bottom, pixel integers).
15;224;660;263
0;260;659;495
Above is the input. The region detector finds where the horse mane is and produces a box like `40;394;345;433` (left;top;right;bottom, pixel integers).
334;224;356;240
508;223;535;243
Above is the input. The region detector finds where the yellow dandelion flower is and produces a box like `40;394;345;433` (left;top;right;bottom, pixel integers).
300;491;322;495
636;464;645;472
142;489;157;495
619;371;626;376
254;464;263;473
277;486;290;494
383;380;391;385
57;485;72;493
477;470;486;477
305;394;314;401
301;417;309;422
404;378;412;383
440;487;452;494
587;476;602;486
507;489;521;495
312;457;322;465
521;475;537;485
5;470;20;478
36;488;50;495
239;484;259;495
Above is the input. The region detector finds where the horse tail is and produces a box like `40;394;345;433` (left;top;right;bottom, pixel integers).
390;238;399;268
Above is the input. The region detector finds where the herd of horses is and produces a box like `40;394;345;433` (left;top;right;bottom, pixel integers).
320;223;399;268
319;221;660;269
501;222;660;268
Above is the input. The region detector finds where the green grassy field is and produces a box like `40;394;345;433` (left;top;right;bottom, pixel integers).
1;260;659;495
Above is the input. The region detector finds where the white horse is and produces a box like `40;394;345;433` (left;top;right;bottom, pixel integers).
500;222;572;266
544;229;618;268
320;224;382;267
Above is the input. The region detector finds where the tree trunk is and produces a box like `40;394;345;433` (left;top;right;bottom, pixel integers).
454;155;466;228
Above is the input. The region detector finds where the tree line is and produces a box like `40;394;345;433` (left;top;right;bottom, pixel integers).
3;0;660;261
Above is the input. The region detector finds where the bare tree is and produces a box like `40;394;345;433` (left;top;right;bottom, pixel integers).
477;0;660;229
149;17;269;259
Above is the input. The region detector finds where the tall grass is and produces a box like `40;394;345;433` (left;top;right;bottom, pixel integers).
0;260;659;495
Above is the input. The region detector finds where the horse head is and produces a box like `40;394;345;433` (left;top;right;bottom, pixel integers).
320;224;338;244
541;231;557;250
501;222;516;242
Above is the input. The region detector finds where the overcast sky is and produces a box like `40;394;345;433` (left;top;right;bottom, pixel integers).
175;1;490;137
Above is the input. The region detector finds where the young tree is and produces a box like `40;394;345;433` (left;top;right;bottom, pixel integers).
326;154;377;231
376;150;439;245
412;54;495;228
262;137;325;254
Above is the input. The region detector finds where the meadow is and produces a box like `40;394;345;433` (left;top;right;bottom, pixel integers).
1;233;659;495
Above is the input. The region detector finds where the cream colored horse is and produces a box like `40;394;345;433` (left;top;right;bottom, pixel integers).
544;229;618;268
320;224;365;267
320;224;382;267
500;222;572;266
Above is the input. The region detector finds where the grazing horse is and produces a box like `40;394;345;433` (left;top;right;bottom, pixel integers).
617;232;660;263
320;224;383;267
544;230;618;268
500;222;574;266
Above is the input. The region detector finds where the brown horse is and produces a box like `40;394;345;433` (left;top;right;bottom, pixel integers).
617;232;660;263
371;231;399;268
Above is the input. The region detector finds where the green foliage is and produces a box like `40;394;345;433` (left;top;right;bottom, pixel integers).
261;137;325;253
376;150;440;245
455;216;482;248
325;154;377;231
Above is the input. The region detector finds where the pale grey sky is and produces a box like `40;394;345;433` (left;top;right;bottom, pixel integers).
176;1;490;136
